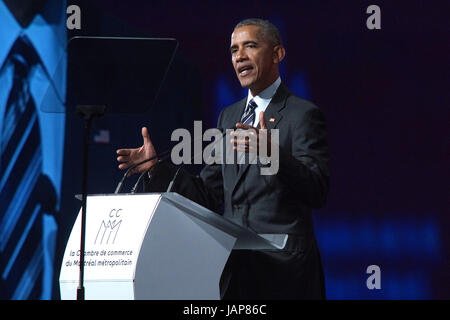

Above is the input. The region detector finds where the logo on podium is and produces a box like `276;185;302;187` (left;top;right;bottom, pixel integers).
94;209;122;245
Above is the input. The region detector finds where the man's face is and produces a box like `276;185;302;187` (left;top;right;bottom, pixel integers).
230;25;279;95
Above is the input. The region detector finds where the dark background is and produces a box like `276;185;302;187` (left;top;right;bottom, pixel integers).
56;0;449;299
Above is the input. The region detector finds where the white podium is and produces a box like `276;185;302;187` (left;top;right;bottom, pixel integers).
59;192;284;300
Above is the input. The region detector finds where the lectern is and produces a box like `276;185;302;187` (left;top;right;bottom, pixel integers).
59;192;285;299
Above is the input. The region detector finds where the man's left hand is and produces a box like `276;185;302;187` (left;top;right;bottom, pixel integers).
231;111;272;155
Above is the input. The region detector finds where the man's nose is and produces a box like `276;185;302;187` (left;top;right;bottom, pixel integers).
234;48;247;62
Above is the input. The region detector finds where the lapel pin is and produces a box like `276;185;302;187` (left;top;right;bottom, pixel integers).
269;117;275;122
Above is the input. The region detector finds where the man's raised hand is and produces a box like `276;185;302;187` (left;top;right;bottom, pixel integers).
116;127;157;175
232;111;272;154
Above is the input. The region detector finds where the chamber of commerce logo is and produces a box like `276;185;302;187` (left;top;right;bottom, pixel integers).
94;209;122;245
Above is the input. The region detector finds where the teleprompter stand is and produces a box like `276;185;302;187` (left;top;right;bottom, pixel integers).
74;104;105;300
59;37;178;299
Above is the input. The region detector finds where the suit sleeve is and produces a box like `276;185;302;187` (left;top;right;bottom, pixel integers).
143;112;225;213
277;106;330;208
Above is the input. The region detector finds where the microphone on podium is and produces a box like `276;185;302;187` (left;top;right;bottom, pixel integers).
130;152;172;193
114;149;171;194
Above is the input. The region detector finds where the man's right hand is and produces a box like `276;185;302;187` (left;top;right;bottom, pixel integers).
116;127;158;176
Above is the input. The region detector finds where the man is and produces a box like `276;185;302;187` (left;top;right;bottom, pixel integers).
0;0;66;299
117;18;330;299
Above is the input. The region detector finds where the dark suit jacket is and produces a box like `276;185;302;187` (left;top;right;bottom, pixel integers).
144;83;330;299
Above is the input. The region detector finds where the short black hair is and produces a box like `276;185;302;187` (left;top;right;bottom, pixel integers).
234;18;282;46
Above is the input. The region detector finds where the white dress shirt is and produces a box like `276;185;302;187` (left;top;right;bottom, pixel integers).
245;76;281;127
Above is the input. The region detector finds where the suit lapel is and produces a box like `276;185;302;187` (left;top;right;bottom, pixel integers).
231;83;289;195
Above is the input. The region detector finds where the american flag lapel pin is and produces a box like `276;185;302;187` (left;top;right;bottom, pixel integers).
269;117;275;123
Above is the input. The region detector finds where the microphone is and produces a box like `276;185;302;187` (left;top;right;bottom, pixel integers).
166;165;182;193
114;149;171;194
166;126;234;193
130;152;172;193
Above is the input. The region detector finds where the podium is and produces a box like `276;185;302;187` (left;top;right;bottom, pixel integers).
59;192;285;300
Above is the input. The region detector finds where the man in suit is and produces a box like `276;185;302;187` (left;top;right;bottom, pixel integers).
0;0;66;299
116;18;330;299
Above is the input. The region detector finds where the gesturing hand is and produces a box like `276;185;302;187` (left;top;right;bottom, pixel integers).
116;127;158;176
231;111;272;155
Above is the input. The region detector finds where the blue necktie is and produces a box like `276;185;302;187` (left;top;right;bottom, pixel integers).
0;35;50;299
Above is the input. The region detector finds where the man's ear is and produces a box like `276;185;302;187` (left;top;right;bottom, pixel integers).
273;45;286;64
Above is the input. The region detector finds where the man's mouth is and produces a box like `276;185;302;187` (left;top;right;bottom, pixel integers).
238;65;253;77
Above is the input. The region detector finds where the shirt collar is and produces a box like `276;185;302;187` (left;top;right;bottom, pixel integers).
247;76;281;106
0;0;66;100
24;0;67;87
0;1;22;71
